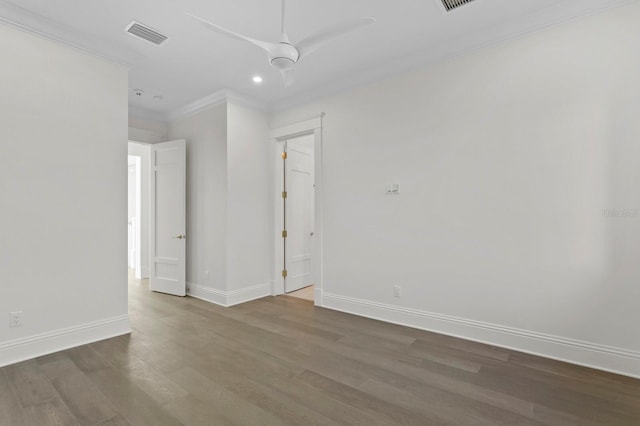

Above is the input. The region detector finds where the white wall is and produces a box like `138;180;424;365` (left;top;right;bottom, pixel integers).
271;3;640;377
0;23;130;365
168;104;228;295
129;116;168;143
167;101;271;305
226;102;271;296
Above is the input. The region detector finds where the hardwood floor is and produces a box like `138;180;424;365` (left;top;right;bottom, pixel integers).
287;284;315;301
1;276;639;425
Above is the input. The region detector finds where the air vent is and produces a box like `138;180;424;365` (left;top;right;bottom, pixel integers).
126;21;168;45
441;0;476;12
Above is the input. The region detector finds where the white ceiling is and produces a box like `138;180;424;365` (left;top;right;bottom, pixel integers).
0;0;633;119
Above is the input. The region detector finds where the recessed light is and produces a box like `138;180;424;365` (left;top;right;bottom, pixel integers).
252;75;263;84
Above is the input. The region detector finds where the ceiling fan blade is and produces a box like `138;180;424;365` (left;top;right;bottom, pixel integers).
280;67;295;87
296;17;376;59
185;12;276;53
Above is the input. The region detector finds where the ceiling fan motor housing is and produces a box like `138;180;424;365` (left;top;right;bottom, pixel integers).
186;2;375;86
270;42;299;68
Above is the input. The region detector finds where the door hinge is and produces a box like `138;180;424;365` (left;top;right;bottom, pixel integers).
282;269;288;278
282;230;288;238
281;151;287;160
282;191;287;199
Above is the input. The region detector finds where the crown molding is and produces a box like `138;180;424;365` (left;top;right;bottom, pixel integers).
225;90;270;112
164;89;228;121
270;0;636;112
7;0;630;121
163;89;268;122
121;0;634;120
0;0;138;68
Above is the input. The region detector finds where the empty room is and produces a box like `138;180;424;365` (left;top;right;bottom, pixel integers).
1;0;639;424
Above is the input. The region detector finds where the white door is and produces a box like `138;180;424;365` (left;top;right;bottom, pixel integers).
150;140;186;296
285;135;314;293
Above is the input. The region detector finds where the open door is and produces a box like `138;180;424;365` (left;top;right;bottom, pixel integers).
284;135;315;293
150;140;186;296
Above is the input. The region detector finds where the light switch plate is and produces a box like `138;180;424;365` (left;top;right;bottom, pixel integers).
386;183;400;195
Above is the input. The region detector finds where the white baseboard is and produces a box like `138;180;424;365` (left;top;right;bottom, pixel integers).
187;282;227;306
187;282;270;307
226;283;271;306
322;293;640;379
314;287;323;307
0;315;131;368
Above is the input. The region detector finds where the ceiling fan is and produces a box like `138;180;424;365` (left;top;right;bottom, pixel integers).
185;0;375;87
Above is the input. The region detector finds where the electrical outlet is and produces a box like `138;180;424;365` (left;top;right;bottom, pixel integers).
393;285;401;298
10;311;22;327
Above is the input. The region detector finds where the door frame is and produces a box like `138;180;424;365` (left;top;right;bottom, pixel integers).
270;114;325;306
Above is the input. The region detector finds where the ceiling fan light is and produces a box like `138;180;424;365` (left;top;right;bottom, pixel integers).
271;57;295;71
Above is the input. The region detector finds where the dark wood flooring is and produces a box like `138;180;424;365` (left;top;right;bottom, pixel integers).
1;275;639;425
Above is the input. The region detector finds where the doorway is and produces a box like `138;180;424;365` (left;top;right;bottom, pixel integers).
127;155;141;274
283;134;315;297
127;139;187;297
127;141;151;281
271;114;324;306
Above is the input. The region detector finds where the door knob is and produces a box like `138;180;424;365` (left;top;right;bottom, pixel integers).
174;235;186;240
